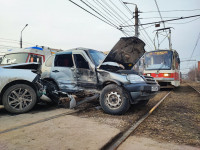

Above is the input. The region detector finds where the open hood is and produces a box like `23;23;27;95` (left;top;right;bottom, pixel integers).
99;37;145;70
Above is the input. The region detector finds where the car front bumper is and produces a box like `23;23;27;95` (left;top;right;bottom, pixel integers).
123;83;160;104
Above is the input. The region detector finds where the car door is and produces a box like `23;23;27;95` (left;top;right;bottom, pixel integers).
50;52;78;92
72;50;97;89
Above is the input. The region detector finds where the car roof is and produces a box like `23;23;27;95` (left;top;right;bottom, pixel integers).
56;47;99;55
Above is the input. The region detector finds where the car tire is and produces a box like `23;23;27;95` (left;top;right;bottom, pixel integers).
100;84;130;115
2;84;37;114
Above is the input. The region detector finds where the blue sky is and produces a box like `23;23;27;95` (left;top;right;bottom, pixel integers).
0;0;199;74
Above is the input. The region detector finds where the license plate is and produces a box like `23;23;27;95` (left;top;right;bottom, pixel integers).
151;86;158;91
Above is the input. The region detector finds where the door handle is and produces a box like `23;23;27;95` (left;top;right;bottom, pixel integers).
52;70;59;73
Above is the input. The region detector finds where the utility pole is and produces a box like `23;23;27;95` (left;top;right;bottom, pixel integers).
20;24;28;48
135;5;139;37
123;2;139;37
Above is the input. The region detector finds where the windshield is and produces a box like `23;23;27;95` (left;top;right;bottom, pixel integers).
1;53;28;65
89;50;106;66
144;50;173;70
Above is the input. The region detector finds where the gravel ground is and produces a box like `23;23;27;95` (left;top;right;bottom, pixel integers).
134;83;200;147
73;83;200;148
73;91;169;130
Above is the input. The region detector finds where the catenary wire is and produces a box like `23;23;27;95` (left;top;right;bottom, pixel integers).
79;0;120;28
121;14;200;26
84;0;122;26
69;0;120;30
167;16;200;24
140;8;200;13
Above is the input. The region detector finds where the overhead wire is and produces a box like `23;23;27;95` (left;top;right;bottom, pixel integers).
92;0;134;36
138;20;155;49
79;0;119;29
68;0;120;30
84;0;122;26
101;0;134;34
140;8;200;13
118;0;133;16
167;16;200;24
188;32;200;62
93;0;124;25
121;14;200;26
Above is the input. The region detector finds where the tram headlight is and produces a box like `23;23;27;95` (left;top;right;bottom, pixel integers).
127;74;145;83
146;73;151;76
164;73;170;77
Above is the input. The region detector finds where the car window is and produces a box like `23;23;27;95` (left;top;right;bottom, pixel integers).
54;54;74;67
74;54;89;69
45;55;54;67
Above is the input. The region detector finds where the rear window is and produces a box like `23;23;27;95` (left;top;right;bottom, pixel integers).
54;54;74;67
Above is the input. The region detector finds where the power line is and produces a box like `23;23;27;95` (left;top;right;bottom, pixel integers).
93;0;124;25
120;14;200;26
84;0;121;26
99;0;129;25
154;0;168;38
118;0;133;16
189;32;200;62
139;20;154;49
79;0;119;28
140;17;185;19
167;16;200;24
68;0;121;30
100;0;134;34
140;8;200;13
0;37;35;45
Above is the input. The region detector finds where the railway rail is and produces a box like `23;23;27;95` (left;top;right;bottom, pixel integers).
101;84;200;150
189;84;200;94
101;91;172;150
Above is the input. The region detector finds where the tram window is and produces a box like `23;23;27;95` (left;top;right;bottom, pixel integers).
175;54;180;69
29;54;43;64
144;51;172;70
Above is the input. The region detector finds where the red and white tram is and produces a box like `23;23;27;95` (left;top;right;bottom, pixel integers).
143;49;180;88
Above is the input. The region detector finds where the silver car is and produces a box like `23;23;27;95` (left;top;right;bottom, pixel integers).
0;63;41;113
41;37;160;115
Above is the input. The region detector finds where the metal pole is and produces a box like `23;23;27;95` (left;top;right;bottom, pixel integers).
20;24;28;48
195;62;197;82
135;5;139;37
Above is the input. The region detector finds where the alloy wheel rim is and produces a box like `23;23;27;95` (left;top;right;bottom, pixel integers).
8;88;32;110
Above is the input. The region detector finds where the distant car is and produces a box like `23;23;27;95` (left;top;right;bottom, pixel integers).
41;37;160;115
0;63;41;113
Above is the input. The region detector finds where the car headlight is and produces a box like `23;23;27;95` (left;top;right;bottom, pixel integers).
127;74;145;83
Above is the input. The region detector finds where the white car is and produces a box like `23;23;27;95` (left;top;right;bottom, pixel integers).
0;63;41;113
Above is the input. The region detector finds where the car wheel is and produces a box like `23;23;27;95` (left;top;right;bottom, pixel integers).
2;84;37;113
100;84;130;115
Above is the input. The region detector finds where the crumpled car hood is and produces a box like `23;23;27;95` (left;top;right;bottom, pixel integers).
99;37;145;70
2;62;41;73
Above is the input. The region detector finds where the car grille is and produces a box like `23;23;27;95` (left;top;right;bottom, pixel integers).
142;75;157;84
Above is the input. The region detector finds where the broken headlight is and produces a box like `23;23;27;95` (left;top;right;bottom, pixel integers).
127;74;145;83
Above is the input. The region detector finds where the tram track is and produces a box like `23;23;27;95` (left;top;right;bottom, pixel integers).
101;90;172;150
189;84;200;94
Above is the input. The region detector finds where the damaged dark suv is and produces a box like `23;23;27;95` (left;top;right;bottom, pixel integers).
41;37;160;115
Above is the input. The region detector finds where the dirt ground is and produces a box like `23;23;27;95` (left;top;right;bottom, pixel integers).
0;82;199;150
134;83;200;147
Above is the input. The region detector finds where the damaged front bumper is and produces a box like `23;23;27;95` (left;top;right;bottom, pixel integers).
123;83;160;104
